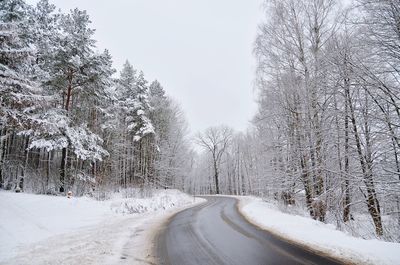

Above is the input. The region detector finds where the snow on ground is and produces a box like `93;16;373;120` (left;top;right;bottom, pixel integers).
0;189;205;265
238;196;400;265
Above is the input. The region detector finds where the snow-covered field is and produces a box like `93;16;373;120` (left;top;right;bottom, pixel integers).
238;197;400;265
0;189;204;265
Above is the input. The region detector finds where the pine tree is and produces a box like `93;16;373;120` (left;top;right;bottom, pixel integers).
0;0;39;189
0;0;37;128
37;8;110;192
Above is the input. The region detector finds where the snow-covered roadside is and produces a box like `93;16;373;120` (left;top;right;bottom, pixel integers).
0;190;205;265
237;197;400;265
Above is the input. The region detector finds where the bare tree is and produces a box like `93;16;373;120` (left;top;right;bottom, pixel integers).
196;126;233;194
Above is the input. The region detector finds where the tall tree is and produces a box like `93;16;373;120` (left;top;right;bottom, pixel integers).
0;0;39;189
196;126;233;194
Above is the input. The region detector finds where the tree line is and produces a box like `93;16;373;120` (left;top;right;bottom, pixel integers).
0;0;191;196
192;0;400;241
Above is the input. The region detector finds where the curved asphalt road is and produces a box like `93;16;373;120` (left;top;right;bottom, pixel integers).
157;196;343;265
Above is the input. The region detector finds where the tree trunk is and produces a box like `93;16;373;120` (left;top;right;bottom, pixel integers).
60;70;73;193
45;151;51;192
20;136;30;191
343;71;351;222
345;81;383;236
213;156;220;194
0;128;7;188
59;147;67;193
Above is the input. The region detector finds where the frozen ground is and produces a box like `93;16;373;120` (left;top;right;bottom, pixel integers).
238;197;400;265
0;189;204;265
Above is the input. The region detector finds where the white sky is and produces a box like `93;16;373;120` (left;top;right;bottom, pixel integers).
28;0;265;135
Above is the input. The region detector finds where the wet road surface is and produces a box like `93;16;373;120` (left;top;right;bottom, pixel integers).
157;196;343;265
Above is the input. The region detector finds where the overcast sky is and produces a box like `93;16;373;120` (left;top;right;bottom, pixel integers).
28;0;265;135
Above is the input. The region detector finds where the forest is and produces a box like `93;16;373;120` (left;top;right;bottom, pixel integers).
1;0;400;244
0;0;192;197
191;0;400;242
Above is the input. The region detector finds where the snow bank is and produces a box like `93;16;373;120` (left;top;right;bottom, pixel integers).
110;189;197;214
238;197;400;265
0;189;201;263
0;191;113;261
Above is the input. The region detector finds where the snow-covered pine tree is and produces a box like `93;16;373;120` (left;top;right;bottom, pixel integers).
129;70;154;141
111;60;137;187
0;0;40;190
148;80;171;187
148;80;191;189
132;71;155;185
114;62;155;187
30;8;110;193
27;0;60;77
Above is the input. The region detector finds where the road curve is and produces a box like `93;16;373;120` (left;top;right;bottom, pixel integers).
156;196;343;265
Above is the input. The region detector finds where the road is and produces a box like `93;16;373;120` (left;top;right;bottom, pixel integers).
157;196;343;265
